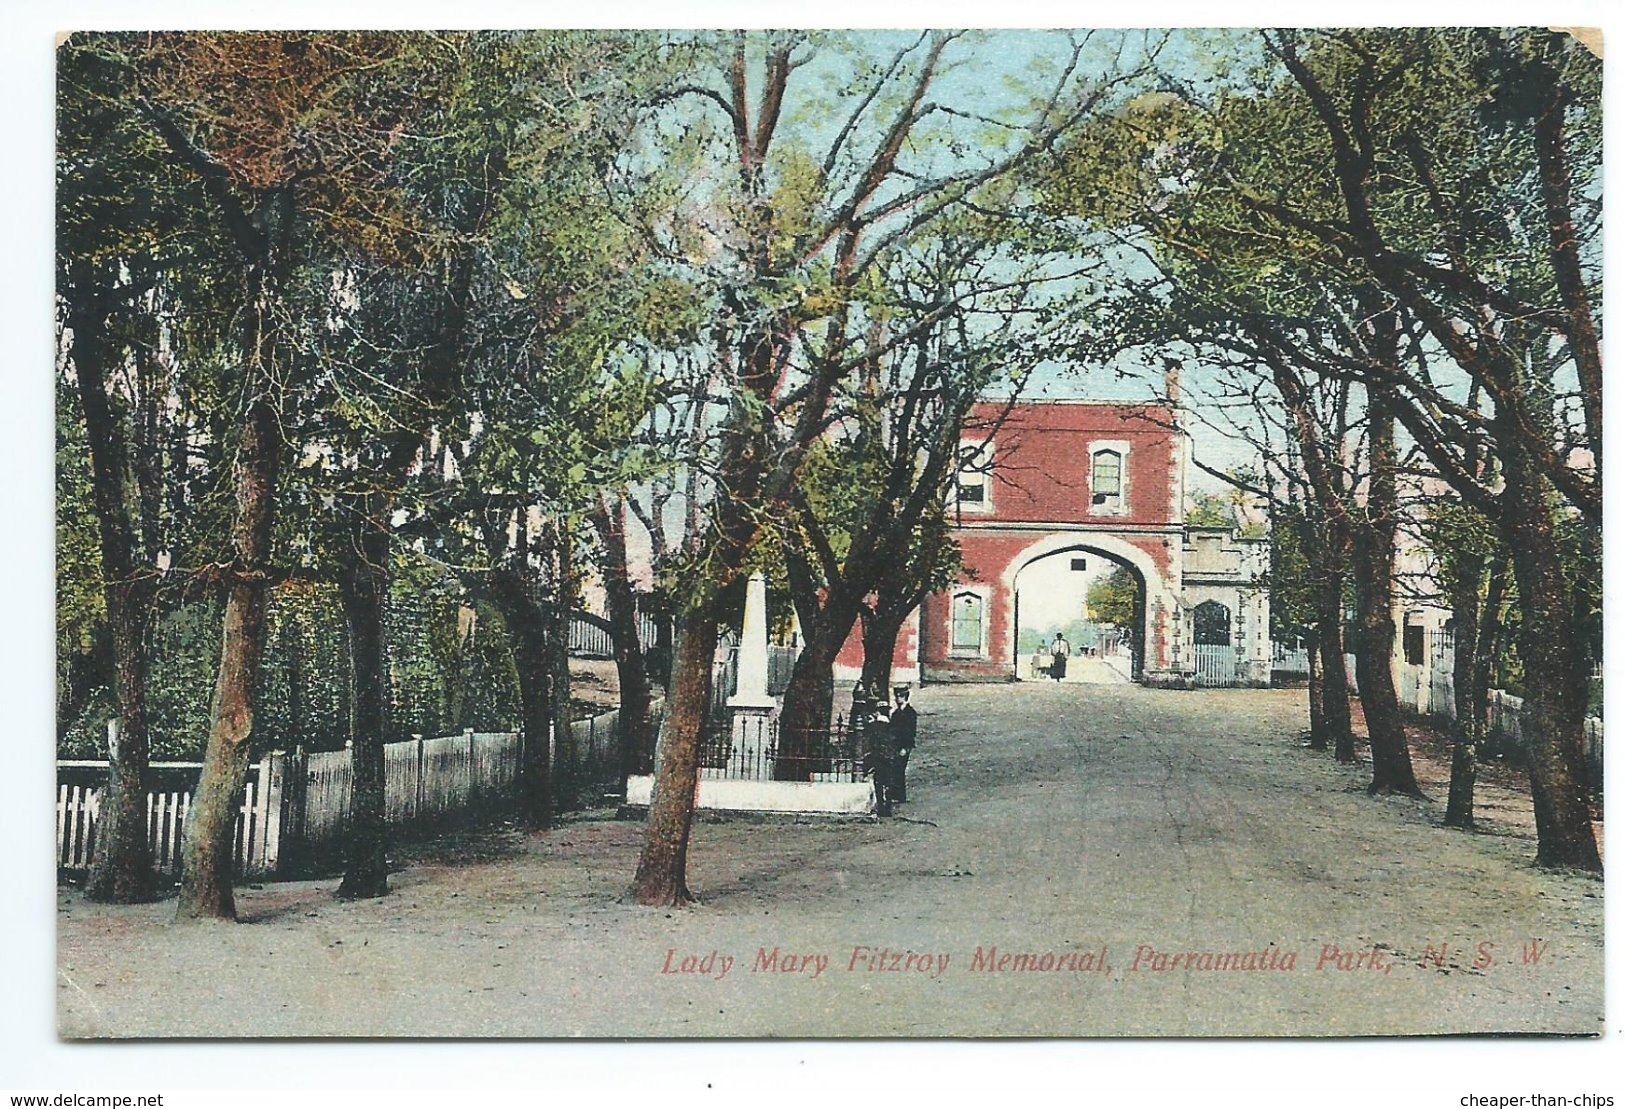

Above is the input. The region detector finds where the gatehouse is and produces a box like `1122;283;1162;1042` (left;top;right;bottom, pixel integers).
836;392;1271;687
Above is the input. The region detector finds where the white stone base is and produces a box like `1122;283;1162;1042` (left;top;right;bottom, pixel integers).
624;775;876;816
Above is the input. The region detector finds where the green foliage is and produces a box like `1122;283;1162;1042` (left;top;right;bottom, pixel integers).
55;379;104;665
1265;503;1316;643
1086;567;1139;628
1185;492;1234;529
1556;511;1602;664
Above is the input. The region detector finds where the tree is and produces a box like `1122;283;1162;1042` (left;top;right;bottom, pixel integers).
589;494;656;783
1046;29;1599;861
121;32;423;920
1087;566;1138;630
774;227;1070;764
58;35;239;901
58;46;161;901
1243;29;1600;863
628;30;1156;903
1421;500;1509;830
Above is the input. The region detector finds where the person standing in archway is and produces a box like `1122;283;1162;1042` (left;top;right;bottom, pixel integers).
1050;632;1070;681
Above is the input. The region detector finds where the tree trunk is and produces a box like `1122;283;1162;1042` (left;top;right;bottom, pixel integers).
1351;387;1421;797
776;588;864;780
1443;556;1485;830
88;578;157;902
1268;353;1353;761
1303;625;1326;750
860;609;905;697
486;568;553;833
632;616;718;906
590;497;654;781
1350;550;1417;795
651;611;674;686
176;376;282;921
1474;558;1509;746
775;635;840;782
336;496;392;900
1314;573;1355;763
70;286;158;903
550;523;577;813
1499;442;1601;871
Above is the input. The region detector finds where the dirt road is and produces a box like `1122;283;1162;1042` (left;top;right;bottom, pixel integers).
57;683;1602;1037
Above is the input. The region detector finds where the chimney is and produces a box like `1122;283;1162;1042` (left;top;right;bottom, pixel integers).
1163;361;1183;407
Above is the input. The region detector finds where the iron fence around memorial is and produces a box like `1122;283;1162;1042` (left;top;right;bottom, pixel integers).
630;713;871;783
696;713;869;782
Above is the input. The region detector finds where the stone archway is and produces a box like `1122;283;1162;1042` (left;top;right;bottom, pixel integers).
1011;546;1144;681
998;531;1180;684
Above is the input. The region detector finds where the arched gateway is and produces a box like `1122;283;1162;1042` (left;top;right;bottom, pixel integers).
834;395;1272;687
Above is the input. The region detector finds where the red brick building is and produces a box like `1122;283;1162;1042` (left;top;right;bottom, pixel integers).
832;397;1271;687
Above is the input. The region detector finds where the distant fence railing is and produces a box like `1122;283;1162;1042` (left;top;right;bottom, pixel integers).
1393;629;1601;790
1271;642;1311;675
57;701;651;882
1191;644;1239;687
566;608;663;661
645;713;868;783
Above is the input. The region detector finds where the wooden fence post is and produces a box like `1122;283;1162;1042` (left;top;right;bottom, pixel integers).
465;727;476;805
278;747;308;878
414;733;426;825
259;751;285;876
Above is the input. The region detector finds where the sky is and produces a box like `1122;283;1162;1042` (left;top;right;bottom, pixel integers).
651;29;1271;493
1013;545;1119;643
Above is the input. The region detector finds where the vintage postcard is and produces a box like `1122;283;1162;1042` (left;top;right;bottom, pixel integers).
52;26;1603;1040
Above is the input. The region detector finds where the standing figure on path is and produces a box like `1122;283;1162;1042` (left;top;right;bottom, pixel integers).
1050;633;1070;681
867;696;898;815
891;685;918;803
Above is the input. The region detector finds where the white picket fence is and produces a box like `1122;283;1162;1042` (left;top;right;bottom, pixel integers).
1271;642;1311;675
56;701;645;880
1390;631;1601;787
1191;644;1239;687
56;756;284;877
284;729;523;870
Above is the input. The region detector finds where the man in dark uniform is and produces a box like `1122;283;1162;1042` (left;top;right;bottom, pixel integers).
861;688;898;815
891;685;918;803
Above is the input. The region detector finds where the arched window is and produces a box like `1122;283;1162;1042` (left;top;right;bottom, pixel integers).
1091;448;1124;511
951;590;985;654
1194;600;1232;646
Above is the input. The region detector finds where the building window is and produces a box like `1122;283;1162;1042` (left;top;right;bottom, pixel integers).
1403;621;1425;666
1194;600;1232;646
957;469;988;507
956;440;993;513
1091;446;1125;513
951;591;985;655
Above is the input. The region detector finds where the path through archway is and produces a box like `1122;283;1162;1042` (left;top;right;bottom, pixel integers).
1011;545;1145;683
